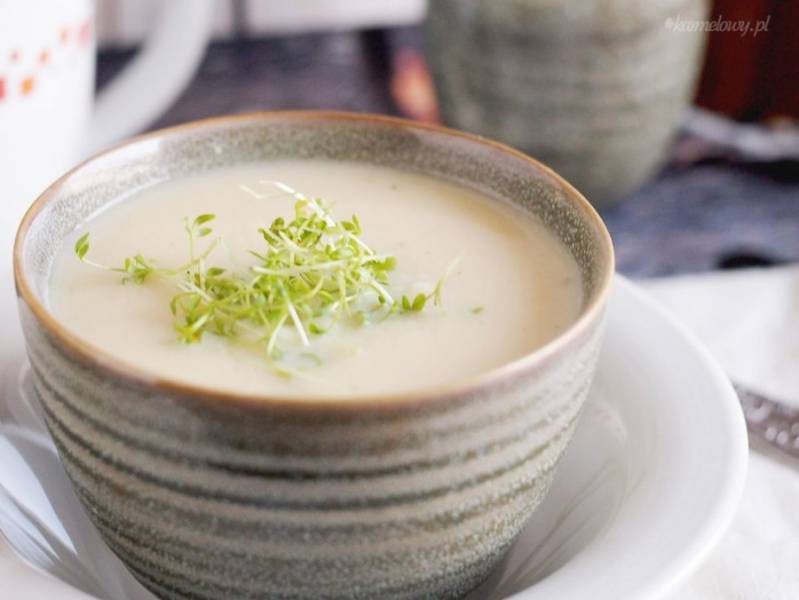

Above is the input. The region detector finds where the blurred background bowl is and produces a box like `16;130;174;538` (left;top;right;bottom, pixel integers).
425;0;710;207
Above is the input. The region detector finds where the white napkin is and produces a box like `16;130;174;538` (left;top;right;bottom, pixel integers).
643;267;799;600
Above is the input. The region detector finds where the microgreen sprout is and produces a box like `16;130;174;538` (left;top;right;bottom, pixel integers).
75;183;454;373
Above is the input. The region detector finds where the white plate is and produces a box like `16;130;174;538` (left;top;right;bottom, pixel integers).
0;276;748;600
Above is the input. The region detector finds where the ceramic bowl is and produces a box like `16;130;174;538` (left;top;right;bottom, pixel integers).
425;0;710;207
13;112;614;600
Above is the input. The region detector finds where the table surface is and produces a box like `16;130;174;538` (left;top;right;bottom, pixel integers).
98;29;799;278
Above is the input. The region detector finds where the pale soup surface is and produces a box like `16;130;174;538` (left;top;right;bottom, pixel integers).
49;161;583;398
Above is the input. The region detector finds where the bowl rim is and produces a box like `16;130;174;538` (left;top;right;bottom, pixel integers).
14;110;614;411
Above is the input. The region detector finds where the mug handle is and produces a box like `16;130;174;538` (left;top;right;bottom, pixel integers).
86;0;215;154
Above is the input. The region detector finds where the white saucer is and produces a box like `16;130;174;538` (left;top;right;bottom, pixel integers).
0;276;748;600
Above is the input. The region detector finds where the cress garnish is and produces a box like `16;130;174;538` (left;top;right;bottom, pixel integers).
74;182;455;373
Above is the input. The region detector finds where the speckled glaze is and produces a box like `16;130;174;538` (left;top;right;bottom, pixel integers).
14;112;613;600
425;0;710;207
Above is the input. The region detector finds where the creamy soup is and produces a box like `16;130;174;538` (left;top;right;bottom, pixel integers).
49;160;583;398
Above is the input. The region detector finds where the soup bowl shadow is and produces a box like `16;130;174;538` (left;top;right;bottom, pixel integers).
13;112;614;600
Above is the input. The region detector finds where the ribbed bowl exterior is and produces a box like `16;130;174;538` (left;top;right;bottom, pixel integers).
21;302;601;599
426;0;710;206
15;112;612;599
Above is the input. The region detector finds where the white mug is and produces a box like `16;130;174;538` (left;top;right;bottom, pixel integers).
0;0;214;265
0;0;213;399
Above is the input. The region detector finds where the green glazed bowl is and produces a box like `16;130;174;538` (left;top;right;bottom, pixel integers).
14;112;613;599
426;0;710;206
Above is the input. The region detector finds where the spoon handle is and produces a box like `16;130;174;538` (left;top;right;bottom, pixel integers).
736;383;799;463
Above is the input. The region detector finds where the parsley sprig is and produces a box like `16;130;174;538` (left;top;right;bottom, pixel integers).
74;183;452;371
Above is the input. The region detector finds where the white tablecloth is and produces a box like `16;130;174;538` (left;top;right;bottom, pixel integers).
644;267;799;599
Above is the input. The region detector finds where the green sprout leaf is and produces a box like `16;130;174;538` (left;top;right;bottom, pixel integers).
411;293;427;312
193;214;216;227
74;233;90;260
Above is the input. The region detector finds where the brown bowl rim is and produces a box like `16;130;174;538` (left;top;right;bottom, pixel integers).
14;110;614;411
